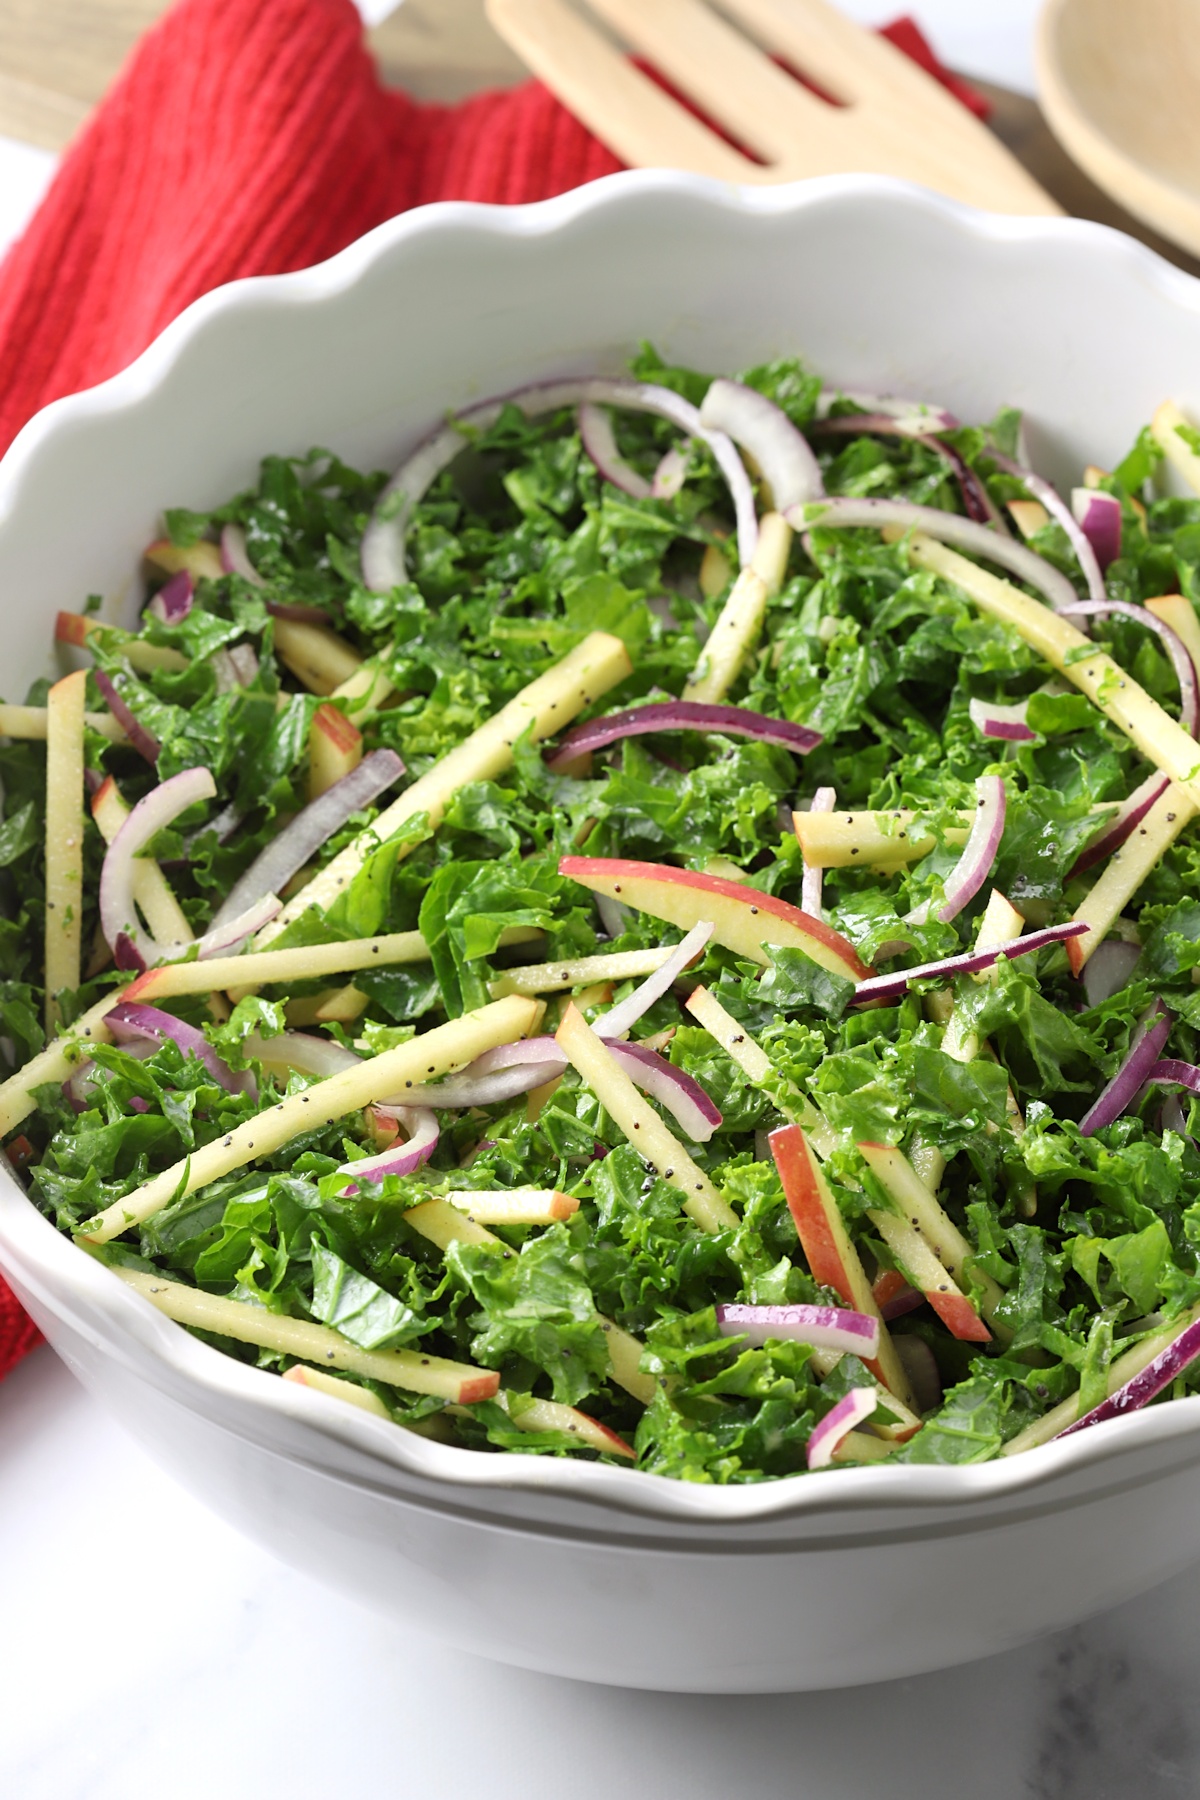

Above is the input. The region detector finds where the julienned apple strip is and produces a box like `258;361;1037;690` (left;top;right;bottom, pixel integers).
683;512;791;704
0;993;126;1138
792;810;963;869
126;929;436;1000
559;857;868;982
866;1207;991;1344
401;1197;655;1405
307;702;363;802
898;532;1200;807
115;1268;499;1404
1066;783;1197;973
1002;1299;1200;1455
489;945;673;999
284;1363;635;1458
768;1123;920;1424
54;610;189;675
271;617;364;697
856;1141;1009;1330
0;704;126;742
77;994;540;1244
554;1002;738;1234
258;630;633;945
43;672;87;1034
1151;401;1200;498
684;983;839;1161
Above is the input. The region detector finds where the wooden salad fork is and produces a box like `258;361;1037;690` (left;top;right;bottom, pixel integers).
486;0;1058;214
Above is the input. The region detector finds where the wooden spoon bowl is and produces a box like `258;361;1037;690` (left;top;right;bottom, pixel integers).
1038;0;1200;258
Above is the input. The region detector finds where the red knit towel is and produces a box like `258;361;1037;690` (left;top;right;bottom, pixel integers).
0;0;983;1379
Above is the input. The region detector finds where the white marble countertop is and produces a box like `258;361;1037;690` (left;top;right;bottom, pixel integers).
4;7;1200;1795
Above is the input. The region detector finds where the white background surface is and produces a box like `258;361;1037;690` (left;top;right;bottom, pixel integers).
2;7;1192;1797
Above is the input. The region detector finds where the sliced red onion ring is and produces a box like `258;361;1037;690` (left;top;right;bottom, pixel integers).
800;785;836;918
91;669;160;765
148;570;194;625
336;1108;439;1190
807;1388;879;1469
1080;1000;1172;1136
1071;489;1122;571
1060;599;1198;736
456;1031;722;1140
850;922;1087;1007
816;390;960;433
793;496;1081;614
228;643;260;686
107;1000;252;1096
206;748;405;935
194;891;282;959
219;523;266;587
595;922;712;1040
1069;771;1171;880
1145;1059;1200;1095
596;893;631;939
880;1282;925;1322
608;1040;722;1141
1081;937;1142;1008
545;701;821;772
100;767;216;966
212;644;261;692
376;1059;565;1114
1055;1317;1200;1441
968;696;1036;742
716;1301;880;1359
652;444;688;500
811;412;1004;530
578;402;652;500
699;377;823;511
361;377;758;590
909;775;1006;927
988;451;1107;608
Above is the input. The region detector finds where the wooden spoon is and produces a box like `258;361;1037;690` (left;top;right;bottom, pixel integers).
1038;0;1200;258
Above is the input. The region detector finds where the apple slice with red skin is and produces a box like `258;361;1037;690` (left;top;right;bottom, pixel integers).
867;1208;992;1344
560;856;868;982
308;701;363;801
769;1123;919;1424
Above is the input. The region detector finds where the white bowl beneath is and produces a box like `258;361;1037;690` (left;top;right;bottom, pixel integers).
4;169;1200;1690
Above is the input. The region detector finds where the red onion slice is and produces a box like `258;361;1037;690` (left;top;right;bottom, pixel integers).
100;767;216;966
1055;1317;1200;1442
1060;599;1198;736
1071;489;1122;572
1079;1000;1172;1136
800;785;836;918
1145;1058;1200;1095
1069;771;1171;880
246;1032;361;1078
376;1059;565;1114
219;523;266;587
595;922;712;1041
607;1040;722;1141
699;378;823;511
148;570;194;624
91;669;161;766
817;390;960;432
929;775;1006;926
850;922;1087;1007
793;496;1081;614
652;444;688;500
812;412;1004;530
227;644;260;686
1081;937;1142;1008
578;402;652;500
206;748;405;935
716;1301;880;1359
336;1108;439;1191
361;377;759;590
807;1388;879;1469
988;452;1107;609
194;892;282;959
968;696;1037;742
107;1000;251;1096
545;701;821;771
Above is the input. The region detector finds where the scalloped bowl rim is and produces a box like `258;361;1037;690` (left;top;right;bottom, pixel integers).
3;168;1200;1531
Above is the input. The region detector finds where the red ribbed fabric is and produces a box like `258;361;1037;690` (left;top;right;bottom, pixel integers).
0;0;981;1378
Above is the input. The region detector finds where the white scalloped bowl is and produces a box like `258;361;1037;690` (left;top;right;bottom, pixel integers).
4;172;1200;1694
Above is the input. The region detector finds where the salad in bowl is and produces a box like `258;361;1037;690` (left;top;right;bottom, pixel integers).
6;342;1200;1486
